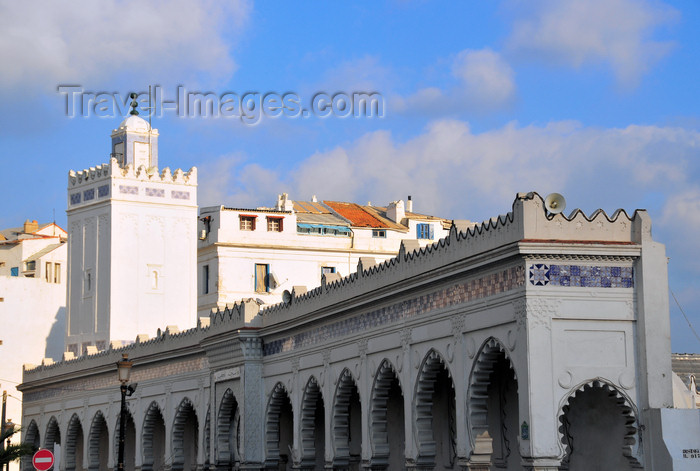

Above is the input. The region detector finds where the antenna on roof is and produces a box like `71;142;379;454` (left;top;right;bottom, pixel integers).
53;209;56;236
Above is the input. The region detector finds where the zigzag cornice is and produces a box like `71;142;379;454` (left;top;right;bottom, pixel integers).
254;192;650;330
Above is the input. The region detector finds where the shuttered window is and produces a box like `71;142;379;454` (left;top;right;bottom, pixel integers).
255;263;269;293
416;223;434;239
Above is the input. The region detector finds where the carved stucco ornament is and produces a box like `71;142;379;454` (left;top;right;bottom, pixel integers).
558;370;573;389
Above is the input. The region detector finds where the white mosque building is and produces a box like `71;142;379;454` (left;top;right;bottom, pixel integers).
17;115;700;471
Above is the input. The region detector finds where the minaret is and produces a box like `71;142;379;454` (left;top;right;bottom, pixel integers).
110;95;159;169
65;110;197;354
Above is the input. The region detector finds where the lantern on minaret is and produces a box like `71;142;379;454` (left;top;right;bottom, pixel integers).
110;92;159;169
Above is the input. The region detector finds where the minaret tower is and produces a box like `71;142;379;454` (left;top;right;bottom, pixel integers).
65;104;198;354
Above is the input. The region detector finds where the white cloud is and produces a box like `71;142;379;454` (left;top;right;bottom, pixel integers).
505;0;677;86
452;49;516;107
394;48;516;114
198;154;286;210
0;0;250;93
661;188;700;273
207;118;698;231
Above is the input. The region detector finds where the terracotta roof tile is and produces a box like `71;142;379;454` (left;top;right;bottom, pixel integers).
324;201;388;228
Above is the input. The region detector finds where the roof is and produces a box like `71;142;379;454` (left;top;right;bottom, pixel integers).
361;205;410;231
296;213;350;226
372;205;455;229
293;201;331;214
672;353;700;391
0;222;56;241
221;207;291;215
117;115;150;133
323;201;392;229
292;201;350;226
24;243;65;262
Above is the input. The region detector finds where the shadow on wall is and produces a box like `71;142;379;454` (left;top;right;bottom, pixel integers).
44;307;66;361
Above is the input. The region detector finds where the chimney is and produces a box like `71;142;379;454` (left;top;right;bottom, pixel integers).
386;200;405;223
23;219;39;233
406;195;413;213
276;193;294;211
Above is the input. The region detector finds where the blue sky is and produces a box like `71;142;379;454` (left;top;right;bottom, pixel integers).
1;0;699;352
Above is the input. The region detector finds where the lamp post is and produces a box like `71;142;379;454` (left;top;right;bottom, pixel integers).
117;353;136;471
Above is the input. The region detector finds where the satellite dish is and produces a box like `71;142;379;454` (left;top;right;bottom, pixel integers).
282;290;292;304
544;193;566;214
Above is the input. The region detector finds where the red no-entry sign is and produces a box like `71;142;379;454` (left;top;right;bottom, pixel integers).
32;449;54;471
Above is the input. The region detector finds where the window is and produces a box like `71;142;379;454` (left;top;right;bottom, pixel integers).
203;265;210;294
152;270;159;290
45;262;53;282
297;224;322;235
372;229;386;238
321;266;336;277
255;263;270;293
417;223;434;240
85;270;93;293
10;267;18;277
25;260;36;271
54;263;61;284
239;215;256;231
267;217;283;232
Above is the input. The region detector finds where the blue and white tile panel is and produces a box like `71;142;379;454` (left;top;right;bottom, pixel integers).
529;263;633;288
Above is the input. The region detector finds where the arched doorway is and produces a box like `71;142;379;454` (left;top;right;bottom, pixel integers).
88;411;109;471
44;416;61;455
65;414;84;471
265;382;294;470
172;398;199;471
560;380;641;470
217;389;240;469
142;402;166;471
332;369;362;471
414;350;456;470
468;338;522;470
370;360;404;470
300;376;325;469
22;420;40;471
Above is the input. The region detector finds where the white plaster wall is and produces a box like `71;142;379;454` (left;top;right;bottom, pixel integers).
197;245;399;316
110;198;198;341
0;276;66;427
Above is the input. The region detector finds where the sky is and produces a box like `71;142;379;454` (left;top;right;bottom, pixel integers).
0;0;699;352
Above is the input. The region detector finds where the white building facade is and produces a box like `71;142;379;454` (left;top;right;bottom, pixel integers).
197;195;453;317
65;116;198;354
0;220;67;449
20;193;699;471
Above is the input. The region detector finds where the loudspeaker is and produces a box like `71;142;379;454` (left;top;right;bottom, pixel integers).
544;193;566;214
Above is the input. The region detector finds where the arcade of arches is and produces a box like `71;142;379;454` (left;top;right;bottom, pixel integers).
22;344;641;471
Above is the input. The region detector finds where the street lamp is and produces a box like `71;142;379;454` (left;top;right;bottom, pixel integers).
117;354;136;471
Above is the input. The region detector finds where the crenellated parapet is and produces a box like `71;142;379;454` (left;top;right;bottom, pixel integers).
67;158;197;209
22;320;210;382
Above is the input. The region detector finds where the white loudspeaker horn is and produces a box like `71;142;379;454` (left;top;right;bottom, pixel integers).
544;193;566;214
